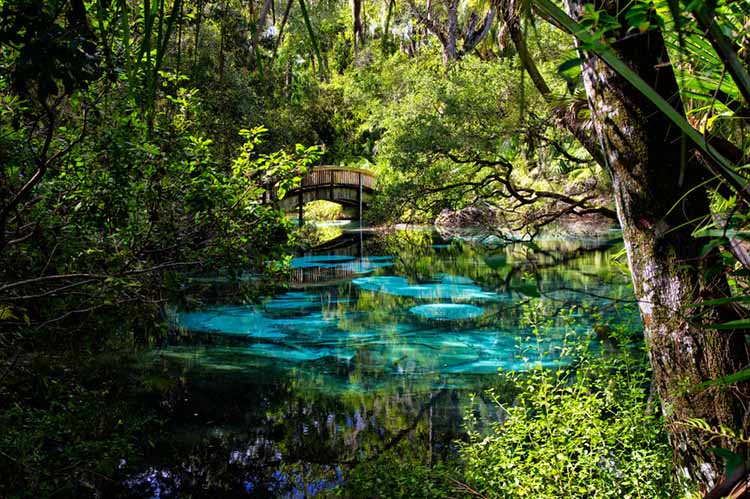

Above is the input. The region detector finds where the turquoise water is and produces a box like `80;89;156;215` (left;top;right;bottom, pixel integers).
169;229;636;380
128;227;639;498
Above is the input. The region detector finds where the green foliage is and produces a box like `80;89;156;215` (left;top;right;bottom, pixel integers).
304;200;346;221
1;0;747;495
0;0;101;99
0;58;320;336
326;42;611;227
0;356;159;498
460;328;678;498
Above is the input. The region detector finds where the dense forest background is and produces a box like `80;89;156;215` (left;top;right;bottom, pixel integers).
1;0;749;496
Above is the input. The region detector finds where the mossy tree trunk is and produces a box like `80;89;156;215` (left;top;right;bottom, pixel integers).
565;0;750;489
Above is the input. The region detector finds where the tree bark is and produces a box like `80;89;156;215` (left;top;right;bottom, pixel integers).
272;0;294;62
444;0;458;62
460;7;495;56
193;0;204;72
353;0;364;52
565;0;750;489
250;0;273;67
382;0;395;52
409;0;494;63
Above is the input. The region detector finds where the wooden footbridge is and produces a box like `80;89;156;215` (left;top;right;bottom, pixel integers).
270;166;377;223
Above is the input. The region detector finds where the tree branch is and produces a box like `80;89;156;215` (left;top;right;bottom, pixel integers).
0;261;199;295
461;7;496;55
433;151;617;220
408;0;448;45
1;107;89;251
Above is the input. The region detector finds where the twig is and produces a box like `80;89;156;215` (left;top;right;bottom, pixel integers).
448;477;491;499
0;261;199;294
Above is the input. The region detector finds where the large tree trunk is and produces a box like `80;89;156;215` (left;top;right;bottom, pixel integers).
352;0;364;51
443;0;458;62
565;0;750;489
250;0;273;67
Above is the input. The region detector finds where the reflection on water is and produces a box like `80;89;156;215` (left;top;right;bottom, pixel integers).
409;303;485;320
127;227;639;498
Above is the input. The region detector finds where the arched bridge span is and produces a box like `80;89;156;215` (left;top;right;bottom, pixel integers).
272;167;377;223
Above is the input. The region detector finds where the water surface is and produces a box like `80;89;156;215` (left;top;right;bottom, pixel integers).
128;227;639;498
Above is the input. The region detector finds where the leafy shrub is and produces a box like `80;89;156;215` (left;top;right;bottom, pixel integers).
0;356;158;498
460;345;678;499
305;200;346;221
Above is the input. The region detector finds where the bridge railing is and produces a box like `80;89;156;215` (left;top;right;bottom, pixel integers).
267;166;377;201
300;167;376;191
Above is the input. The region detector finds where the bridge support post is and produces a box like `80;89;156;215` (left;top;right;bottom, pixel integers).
298;190;304;226
357;173;362;229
